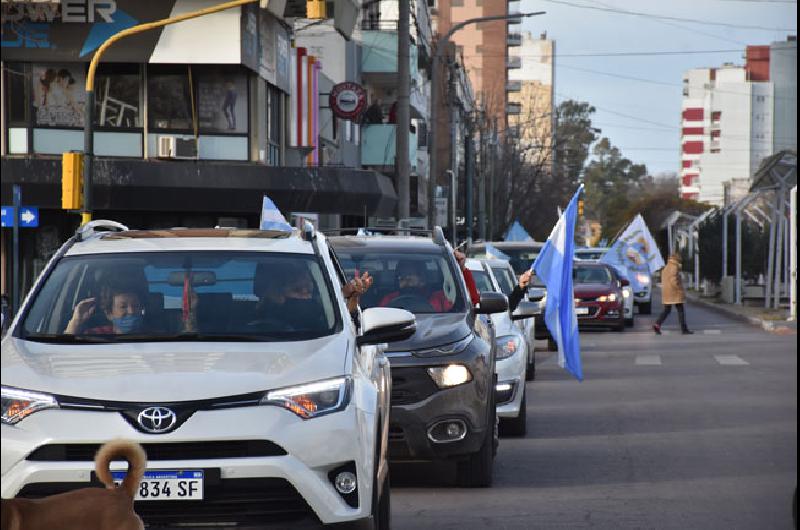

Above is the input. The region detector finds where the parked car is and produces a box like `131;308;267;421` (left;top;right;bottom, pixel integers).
573;262;627;332
466;259;536;436
1;220;415;529
330;229;507;487
480;258;538;381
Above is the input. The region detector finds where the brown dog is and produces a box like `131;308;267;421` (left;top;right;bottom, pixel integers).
1;439;147;530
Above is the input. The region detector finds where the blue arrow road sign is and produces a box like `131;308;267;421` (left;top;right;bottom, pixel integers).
1;206;39;228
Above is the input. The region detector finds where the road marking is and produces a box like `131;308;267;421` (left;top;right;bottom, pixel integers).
714;355;749;365
636;355;662;365
703;329;722;335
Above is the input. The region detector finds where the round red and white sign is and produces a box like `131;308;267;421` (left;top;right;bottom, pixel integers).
329;82;367;120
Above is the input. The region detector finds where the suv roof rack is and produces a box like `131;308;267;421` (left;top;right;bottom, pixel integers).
322;226;447;248
76;220;129;242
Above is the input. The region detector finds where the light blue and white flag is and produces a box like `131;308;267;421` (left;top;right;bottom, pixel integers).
533;185;583;381
600;214;664;292
259;196;293;232
485;243;511;261
504;220;534;242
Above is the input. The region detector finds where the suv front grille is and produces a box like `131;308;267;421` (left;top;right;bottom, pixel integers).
16;477;317;526
391;367;440;406
26;441;287;462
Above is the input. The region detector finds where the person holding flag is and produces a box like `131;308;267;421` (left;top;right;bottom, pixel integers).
532;185;584;381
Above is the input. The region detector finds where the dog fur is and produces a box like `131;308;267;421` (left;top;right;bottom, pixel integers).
1;439;147;530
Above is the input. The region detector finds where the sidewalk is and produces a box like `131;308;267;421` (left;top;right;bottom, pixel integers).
684;289;797;334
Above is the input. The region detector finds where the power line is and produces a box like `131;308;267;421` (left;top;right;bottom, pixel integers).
539;0;797;31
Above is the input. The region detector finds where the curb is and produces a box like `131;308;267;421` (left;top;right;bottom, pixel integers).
686;293;796;334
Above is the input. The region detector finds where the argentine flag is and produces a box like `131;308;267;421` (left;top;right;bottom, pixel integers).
259;196;293;232
485;243;511;261
600;214;664;292
533;185;583;381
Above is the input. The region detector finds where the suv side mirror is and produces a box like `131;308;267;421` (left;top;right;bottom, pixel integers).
511;300;538;320
620;278;630;287
357;307;416;346
476;292;508;314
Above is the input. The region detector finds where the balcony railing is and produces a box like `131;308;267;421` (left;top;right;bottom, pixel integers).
506;103;522;116
506;80;522;92
507;56;522;69
507;33;522;46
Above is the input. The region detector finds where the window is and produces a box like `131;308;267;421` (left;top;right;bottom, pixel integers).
267;85;282;165
95;64;141;129
5;63;29;126
197;68;248;134
147;68;193;131
491;267;515;296
32;64;86;128
471;269;495;293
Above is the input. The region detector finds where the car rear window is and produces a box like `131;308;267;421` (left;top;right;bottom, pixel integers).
20;251;340;342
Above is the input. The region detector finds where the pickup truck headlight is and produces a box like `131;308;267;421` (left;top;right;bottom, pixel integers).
2;386;58;425
495;335;522;360
262;377;351;419
427;365;472;389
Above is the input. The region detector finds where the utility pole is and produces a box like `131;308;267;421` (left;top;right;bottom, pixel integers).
465;119;475;245
488;119;496;240
397;0;411;222
427;11;545;229
478;111;487;241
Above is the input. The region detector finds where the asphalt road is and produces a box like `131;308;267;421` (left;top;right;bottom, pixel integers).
390;291;798;530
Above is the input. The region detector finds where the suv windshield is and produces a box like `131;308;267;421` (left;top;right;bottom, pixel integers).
573;266;612;285
21;251;340;342
335;251;466;314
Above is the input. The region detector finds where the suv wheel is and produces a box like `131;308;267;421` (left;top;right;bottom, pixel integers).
370;466;391;530
457;391;496;488
500;389;527;436
639;302;652;315
525;351;536;381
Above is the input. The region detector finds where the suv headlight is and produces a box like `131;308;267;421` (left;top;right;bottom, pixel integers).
412;335;472;358
495;335;522;360
428;365;472;388
597;293;618;303
636;273;650;285
2;386;58;425
261;377;351;419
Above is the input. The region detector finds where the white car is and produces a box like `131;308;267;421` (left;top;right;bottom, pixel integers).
482;259;537;381
465;259;536;436
1;220;416;529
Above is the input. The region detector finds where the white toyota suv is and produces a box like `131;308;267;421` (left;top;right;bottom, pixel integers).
1;221;415;528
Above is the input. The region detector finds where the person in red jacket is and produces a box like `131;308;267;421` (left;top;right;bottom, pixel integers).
378;250;479;311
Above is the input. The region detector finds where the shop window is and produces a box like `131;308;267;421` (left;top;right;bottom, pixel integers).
32;65;86;128
267;85;282;165
147;68;193;131
197;68;248;134
95;64;141;129
5;63;29;126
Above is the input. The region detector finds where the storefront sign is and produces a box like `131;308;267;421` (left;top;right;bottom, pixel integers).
329;82;366;121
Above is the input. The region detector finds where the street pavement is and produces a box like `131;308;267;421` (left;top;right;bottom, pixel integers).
390;291;797;530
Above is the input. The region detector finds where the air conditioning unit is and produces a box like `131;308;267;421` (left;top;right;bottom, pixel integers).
157;136;198;159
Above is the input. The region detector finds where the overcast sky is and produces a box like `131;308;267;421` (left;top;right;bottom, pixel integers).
518;0;797;176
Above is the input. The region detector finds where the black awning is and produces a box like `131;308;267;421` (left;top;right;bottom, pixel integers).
1;157;397;217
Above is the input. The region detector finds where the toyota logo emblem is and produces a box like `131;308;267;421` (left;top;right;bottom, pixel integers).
137;407;177;433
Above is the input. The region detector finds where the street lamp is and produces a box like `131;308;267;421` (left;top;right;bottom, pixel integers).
427;11;546;231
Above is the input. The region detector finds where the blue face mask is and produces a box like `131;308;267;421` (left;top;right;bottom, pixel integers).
112;314;143;334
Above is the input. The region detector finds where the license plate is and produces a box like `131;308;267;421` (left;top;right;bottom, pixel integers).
575;307;590;315
112;470;204;501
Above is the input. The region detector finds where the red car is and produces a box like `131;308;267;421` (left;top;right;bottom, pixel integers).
573;263;627;331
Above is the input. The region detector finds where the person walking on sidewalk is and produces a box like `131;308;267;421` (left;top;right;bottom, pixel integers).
653;252;693;335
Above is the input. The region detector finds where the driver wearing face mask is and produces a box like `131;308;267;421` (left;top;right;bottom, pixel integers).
65;285;145;335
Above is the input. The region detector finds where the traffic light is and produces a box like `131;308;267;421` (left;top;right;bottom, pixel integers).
306;0;326;18
578;199;584;217
62;152;84;210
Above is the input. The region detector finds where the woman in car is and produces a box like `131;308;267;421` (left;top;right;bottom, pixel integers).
64;282;145;335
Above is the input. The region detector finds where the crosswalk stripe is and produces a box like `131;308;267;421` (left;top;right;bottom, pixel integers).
714;355;749;365
703;329;722;335
636;355;662;365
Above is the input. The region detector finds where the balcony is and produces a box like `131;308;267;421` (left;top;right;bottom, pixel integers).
361;124;417;170
506;80;522;92
507;32;522;46
507;56;522;69
508;6;522;24
506;102;522;116
360;30;419;84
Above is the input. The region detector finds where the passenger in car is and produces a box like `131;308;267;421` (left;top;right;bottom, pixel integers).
64;282;145;335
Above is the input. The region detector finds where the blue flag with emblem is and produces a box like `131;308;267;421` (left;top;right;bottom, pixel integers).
259;196;293;232
599;214;664;292
485;243;510;261
533;185;583;381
